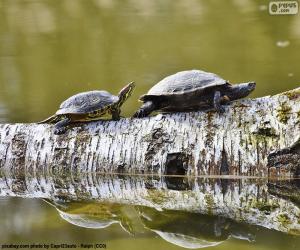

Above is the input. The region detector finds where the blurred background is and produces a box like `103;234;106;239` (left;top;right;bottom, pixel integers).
0;0;299;123
0;0;299;249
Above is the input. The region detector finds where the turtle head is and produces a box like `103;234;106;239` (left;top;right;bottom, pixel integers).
117;82;135;106
226;82;256;101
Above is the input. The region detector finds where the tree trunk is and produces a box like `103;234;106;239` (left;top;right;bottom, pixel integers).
0;88;299;177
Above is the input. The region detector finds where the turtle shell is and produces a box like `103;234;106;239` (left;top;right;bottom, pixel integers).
56;91;118;115
141;70;228;100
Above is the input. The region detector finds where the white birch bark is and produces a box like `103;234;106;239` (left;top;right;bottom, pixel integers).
0;88;299;176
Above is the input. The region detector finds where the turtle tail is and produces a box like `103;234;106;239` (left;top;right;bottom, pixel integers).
117;82;135;107
37;114;60;124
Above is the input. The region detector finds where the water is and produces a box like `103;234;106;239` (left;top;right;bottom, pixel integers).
0;0;299;249
1;172;300;250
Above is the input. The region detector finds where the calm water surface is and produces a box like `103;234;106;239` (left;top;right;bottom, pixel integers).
0;0;299;249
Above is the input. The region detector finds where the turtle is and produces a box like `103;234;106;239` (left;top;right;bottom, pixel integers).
133;70;256;118
39;82;135;135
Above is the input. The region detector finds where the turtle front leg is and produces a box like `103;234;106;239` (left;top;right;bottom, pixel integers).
213;91;225;113
111;108;121;120
54;117;71;135
133;101;156;118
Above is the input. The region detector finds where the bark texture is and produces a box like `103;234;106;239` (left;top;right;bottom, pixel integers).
0;88;299;177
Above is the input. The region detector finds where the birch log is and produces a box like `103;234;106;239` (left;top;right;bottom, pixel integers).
0;88;299;177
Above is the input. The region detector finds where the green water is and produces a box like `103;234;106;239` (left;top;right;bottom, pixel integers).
0;0;300;249
1;175;300;250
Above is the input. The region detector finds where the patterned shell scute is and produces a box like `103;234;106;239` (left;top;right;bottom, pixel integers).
147;70;227;96
56;91;118;115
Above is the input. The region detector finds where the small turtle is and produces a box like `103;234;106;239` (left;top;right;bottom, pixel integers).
39;82;135;134
133;70;255;118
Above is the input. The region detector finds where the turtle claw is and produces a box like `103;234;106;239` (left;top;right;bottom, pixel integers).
216;106;226;114
54;127;67;135
53;117;71;135
133;110;146;118
133;111;141;118
213;91;226;114
111;109;121;120
133;101;155;118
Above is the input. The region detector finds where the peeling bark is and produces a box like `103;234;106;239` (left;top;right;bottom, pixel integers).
0;88;299;176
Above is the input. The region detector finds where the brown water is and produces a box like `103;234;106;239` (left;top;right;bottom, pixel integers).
0;0;300;249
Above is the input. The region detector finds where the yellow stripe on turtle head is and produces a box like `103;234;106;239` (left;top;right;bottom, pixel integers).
117;82;135;107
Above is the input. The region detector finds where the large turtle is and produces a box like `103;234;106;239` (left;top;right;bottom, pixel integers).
133;70;255;118
39;82;135;134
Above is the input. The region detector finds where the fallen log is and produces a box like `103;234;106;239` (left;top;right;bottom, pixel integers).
0;87;299;177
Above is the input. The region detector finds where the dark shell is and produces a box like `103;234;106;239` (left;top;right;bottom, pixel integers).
56;91;118;115
141;70;228;100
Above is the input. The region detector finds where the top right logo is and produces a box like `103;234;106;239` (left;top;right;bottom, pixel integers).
269;1;299;15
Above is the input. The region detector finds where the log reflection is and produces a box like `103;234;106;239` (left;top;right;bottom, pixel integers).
0;167;300;244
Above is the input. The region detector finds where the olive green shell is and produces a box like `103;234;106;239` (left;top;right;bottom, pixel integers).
140;70;228;101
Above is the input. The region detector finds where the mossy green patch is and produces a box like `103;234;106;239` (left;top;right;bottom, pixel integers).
284;89;300;100
253;127;278;138
205;112;216;147
276;103;292;124
146;189;172;205
287;228;300;236
277;213;292;228
76;132;91;143
204;194;214;215
256;200;279;213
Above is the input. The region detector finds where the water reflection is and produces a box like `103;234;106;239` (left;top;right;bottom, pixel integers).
268;179;300;206
0;167;300;248
138;207;255;248
45;199;141;234
40;182;300;249
276;40;290;48
45;199;258;249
